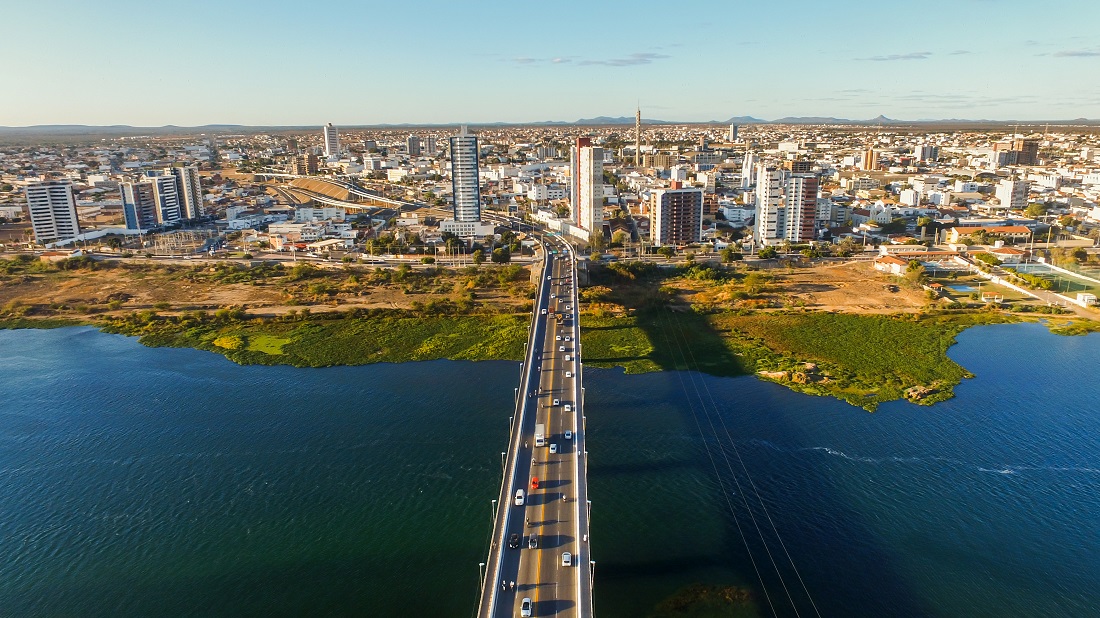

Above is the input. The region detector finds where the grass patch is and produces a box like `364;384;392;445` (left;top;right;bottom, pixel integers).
247;334;291;355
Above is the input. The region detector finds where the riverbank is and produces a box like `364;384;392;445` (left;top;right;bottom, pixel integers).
3;255;1098;410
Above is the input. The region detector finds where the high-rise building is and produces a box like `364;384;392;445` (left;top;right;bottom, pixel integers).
25;180;80;243
426;136;438;156
651;182;704;245
1011;139;1039;166
784;159;813;174
167;166;204;219
323;123;340;159
728;124;738;142
407;135;421;157
754;163;785;245
784;174;818;242
914;144;940;161
995;178;1030;211
146;174;183;225
121;181;158;230
570;138;604;233
292;153;319;175
862;147;880;170
449;126;481;223
753;165;819;246
741;152;756;189
634;107;641;167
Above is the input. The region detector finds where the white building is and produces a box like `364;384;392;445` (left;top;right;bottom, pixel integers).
295;207;345;222
323;123;340;159
899;188;920;207
995;178;1029;211
753;163;784;245
449;125;481;224
740;152;756;189
167;166;204;219
571;138;603;234
25;180;81;243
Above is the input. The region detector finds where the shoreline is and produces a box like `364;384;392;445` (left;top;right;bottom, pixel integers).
4;309;1098;412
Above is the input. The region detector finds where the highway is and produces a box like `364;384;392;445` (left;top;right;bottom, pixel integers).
479;232;592;618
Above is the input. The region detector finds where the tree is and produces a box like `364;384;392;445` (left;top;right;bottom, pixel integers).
758;246;778;259
656;246;675;259
720;247;743;262
611;230;629;246
589;233;607;251
472;248;485;265
490;247;511;263
1025;202;1048;219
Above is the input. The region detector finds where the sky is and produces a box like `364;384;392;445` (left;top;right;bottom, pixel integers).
2;0;1099;126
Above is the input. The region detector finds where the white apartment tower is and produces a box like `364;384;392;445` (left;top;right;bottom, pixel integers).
741;152;757;189
167;166;204;219
323;123;340;159
754;163;785;244
449;126;481;223
147;174;183;224
570;137;604;233
995;178;1030;211
25;180;81;243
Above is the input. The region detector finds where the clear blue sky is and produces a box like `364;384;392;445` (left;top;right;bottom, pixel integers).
2;0;1098;126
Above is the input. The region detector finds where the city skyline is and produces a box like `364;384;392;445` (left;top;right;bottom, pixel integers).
2;0;1100;127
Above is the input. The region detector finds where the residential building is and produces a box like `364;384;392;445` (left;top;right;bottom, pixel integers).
570;137;603;233
914;144;940;161
167;166;204;219
1012;138;1039;166
650;182;703;245
995;178;1029;211
448;125;482;226
120;181;158;230
754;163;785;244
293;153;319;175
862;147;877;171
407;135;421;157
426;136;437;156
741;152;756;188
323;123;340;159
784;174;818;242
146;174;183;225
25;180;80;243
728;124;738;142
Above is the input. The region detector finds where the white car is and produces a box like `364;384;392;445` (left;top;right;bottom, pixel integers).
520;597;532;617
556;335;561;341
561;552;572;567
550;293;556;299
565;371;572;378
564;336;570;342
564;430;573;440
559;346;565;352
515;489;525;506
553;398;560;406
564;404;572;413
550;443;558;454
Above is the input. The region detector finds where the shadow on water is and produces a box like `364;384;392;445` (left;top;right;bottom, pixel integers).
585;263;933;617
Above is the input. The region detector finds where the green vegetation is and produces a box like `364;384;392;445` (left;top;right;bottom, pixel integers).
96;308;528;368
648;583;757;618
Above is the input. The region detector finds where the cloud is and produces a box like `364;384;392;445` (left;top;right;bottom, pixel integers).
551;57;571;64
859;51;932;61
579;52;670;66
948;50;972;55
512;57;538;64
1052;48;1100;57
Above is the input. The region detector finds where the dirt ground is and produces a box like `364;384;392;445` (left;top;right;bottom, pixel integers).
682;260;930;313
0;260;531;319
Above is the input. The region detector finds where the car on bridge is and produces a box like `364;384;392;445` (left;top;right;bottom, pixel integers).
565;430;573;441
514;489;524;506
562;552;572;567
528;534;538;549
531;477;539;489
520;597;532;617
508;533;521;549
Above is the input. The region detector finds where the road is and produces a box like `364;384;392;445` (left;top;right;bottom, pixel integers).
479;233;592;618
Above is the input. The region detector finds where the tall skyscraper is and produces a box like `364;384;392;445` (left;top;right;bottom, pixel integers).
914;144;940;161
651;182;704;245
121;181;158;230
862;147;877;171
167;166;204;219
407;135;421;157
146;174;182;224
753;165;819;245
323;123;340;159
740;152;757;189
449;125;481;223
25;180;80;243
634;107;641;167
426;136;438;156
728;124;738;142
570;138;604;233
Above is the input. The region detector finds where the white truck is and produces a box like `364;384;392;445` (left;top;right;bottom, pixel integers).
535;423;546;447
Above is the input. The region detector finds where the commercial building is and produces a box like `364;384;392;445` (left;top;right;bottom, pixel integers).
570;137;603;234
25;180;81;243
323;123;340;159
650;182;703;245
448;125;482;227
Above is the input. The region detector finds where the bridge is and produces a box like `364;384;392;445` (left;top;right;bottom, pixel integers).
478;231;593;617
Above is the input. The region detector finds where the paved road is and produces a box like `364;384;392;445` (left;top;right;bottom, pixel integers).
480;234;591;618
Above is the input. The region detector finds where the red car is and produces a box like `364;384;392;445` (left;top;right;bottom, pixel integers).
531;477;540;489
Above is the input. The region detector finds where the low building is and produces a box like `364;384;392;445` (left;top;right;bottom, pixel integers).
873;254;909;276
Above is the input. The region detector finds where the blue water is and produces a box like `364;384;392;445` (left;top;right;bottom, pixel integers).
2;323;1099;617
